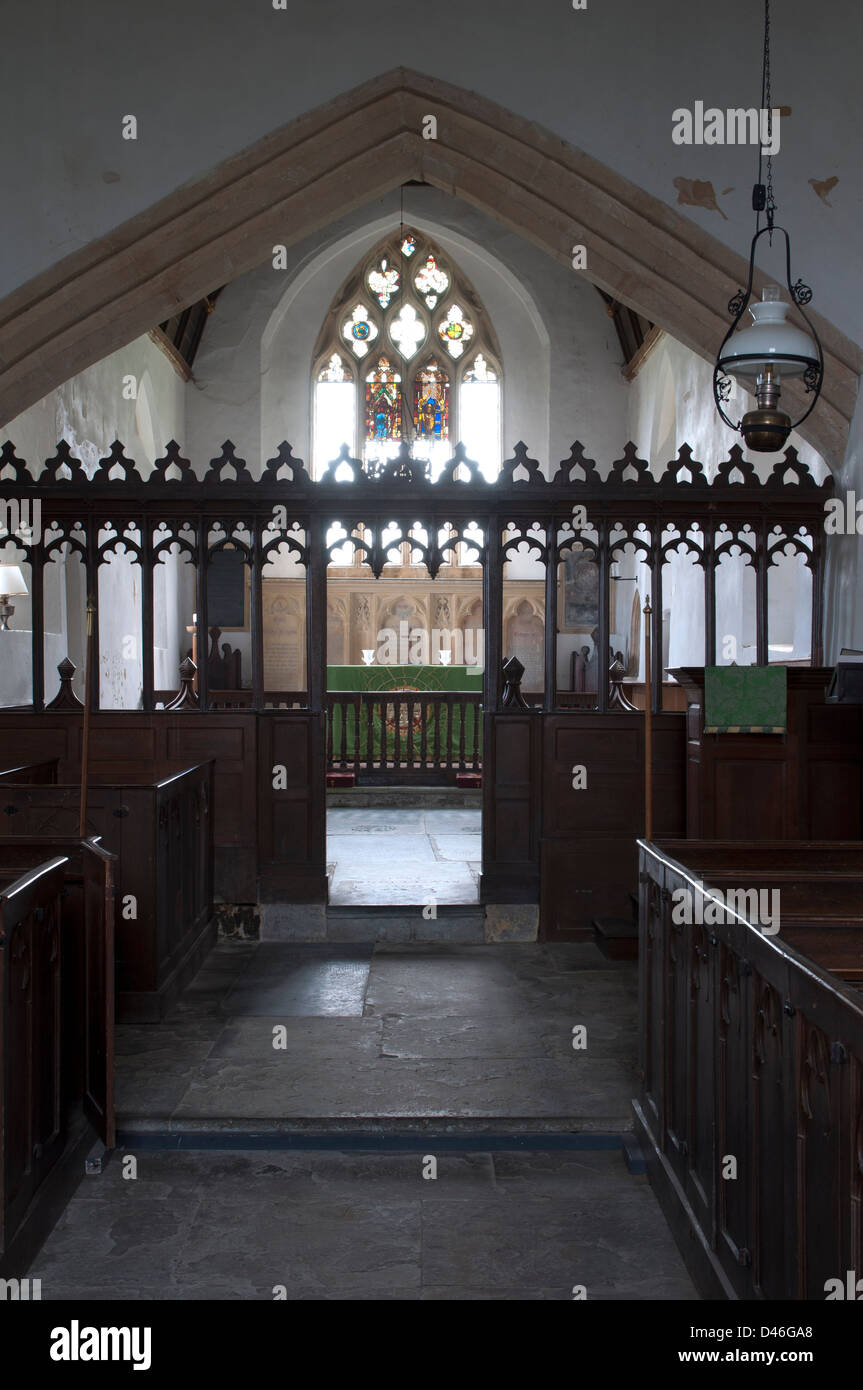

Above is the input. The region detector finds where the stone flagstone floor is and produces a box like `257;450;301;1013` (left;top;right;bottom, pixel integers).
32;1148;698;1300
116;941;640;1129
31;939;699;1300
326;807;481;905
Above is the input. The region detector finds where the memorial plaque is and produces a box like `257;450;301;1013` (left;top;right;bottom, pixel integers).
262;580;305;691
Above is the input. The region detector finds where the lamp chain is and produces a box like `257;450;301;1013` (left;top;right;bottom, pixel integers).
761;0;776;235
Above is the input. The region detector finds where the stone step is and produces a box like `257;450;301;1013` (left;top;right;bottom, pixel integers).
259;902;537;943
593;916;639;961
327;904;485;943
326;785;482;809
118;1118;639;1149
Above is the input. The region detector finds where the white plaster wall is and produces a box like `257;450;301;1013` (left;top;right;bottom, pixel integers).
188;188;628;474
3;335;185;475
628;331;829;667
3;0;860;353
627;332;829;482
0;334;188;705
825;383;863;662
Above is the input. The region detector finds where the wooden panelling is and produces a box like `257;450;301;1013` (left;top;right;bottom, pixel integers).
636;839;863;1301
540;712;686;939
0;713;257;903
257;713;327;902
674;668;863;842
480;712;541;902
0;858;66;1259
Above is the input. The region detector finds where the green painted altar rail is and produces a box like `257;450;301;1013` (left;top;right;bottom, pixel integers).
326;690;482;775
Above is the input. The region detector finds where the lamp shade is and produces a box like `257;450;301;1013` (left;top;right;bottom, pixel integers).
0;565;27;597
717;289;819;380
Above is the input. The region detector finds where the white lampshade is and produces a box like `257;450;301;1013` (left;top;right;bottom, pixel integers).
439;649;452;666
718;287;819;381
0;565;27;597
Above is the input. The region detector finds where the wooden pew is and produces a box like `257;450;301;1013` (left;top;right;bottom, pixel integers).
0;838;115;1269
0;759;58;785
0;761;214;1021
0;856;67;1263
636;837;863;1302
653;840;863;983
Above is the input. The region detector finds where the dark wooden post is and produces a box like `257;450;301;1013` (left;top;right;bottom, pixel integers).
195;514;209;713
250;515;264;710
650;529;662;714
810;526;824;667
141;516;155;712
485;508;502;711
756;518;768;665
544;517;556;711
307;515;326;715
30;540;45;711
86;514;100;712
597;516;610;713
704;521;716;666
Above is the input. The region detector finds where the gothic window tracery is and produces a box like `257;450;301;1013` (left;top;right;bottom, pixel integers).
312;230;502;479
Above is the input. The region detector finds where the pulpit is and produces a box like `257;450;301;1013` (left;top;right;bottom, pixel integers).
671;667;863;840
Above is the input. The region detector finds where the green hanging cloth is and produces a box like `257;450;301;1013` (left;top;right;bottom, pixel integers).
703;665;787;733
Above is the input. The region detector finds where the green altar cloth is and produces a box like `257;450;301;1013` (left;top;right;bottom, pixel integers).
327;664;483;692
704;665;787;733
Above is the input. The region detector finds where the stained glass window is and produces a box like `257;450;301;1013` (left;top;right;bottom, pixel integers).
460;352;500;479
316;233;500;480
342;304;378;358
463;353;496;383
389;304;426;359
414;253;449;310
438;304;474;359
318;352;348;382
314;354;355;474
365;358;402;444
413;361;449;443
368;257;400;309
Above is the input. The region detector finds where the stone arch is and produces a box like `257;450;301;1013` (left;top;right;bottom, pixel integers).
0;68;855;464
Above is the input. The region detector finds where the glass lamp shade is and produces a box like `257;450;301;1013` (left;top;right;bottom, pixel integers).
0;565;28;597
361;649;375;665
718;292;819;381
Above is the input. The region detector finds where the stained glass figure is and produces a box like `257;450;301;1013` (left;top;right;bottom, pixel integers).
368;257;400;309
413;362;450;443
438;304;474;359
365;358;403;443
389;304;426;359
463;353;496;382
400;234;417;257
414;253;449;310
342;304;378;358
318;352;348;382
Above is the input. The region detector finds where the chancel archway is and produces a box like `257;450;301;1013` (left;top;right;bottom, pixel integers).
0;69;855;467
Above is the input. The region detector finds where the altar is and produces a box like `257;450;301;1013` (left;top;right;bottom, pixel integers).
326;664;483;692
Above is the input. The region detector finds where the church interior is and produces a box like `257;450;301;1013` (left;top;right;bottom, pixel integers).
1;0;862;1332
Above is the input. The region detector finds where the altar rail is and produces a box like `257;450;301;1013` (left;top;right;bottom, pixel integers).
634;837;863;1301
326;691;482;779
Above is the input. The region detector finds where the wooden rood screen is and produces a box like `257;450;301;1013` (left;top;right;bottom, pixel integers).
635;838;863;1301
0;435;830;716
